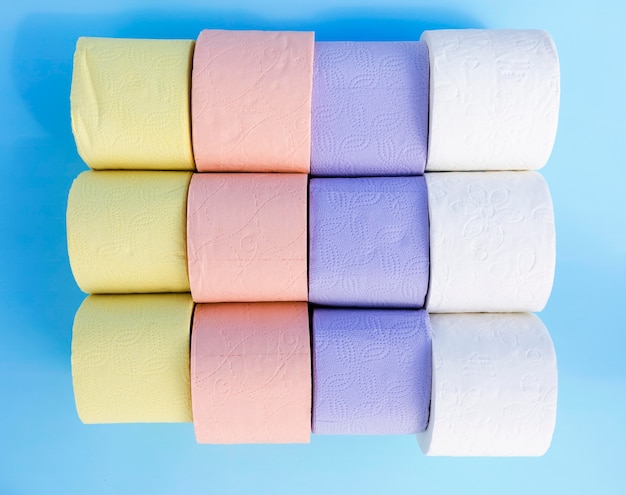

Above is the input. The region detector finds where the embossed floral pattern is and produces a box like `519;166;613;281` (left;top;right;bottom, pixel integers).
422;29;560;170
309;177;429;307
72;294;194;423
450;182;523;260
311;42;429;176
192;30;314;172
191;302;311;444
187;173;308;302
418;313;558;456
67;171;191;294
313;308;432;434
71;38;195;170
425;171;556;312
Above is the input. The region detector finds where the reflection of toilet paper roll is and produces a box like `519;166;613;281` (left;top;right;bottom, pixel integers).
192;30;314;173
418;313;557;456
421;29;560;171
71;294;194;423
71;37;195;170
425;171;555;313
187;173;308;302
67;171;191;294
191;302;311;444
312;308;432;434
311;42;429;176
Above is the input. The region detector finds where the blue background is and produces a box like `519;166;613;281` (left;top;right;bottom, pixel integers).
1;0;624;493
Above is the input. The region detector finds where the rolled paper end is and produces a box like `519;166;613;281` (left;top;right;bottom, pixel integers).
310;41;429;176
192;29;314;173
71;294;194;423
421;29;559;171
66;170;192;294
425;171;556;313
71;37;196;170
418;313;557;456
309;176;430;307
187;173;308;303
312;308;432;434
191;302;311;444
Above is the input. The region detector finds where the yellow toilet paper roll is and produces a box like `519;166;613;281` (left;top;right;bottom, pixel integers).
71;37;195;170
66;171;191;294
71;294;194;423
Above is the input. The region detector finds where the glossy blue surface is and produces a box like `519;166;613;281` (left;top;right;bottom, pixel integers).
1;1;624;493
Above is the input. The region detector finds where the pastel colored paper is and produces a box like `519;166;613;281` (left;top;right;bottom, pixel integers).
192;30;314;173
71;294;194;423
67;171;191;294
191;302;311;444
422;29;560;171
311;42;429;176
313;308;432;434
418;313;558;456
70;37;195;170
187;173;307;302
425;171;556;313
309;177;429;307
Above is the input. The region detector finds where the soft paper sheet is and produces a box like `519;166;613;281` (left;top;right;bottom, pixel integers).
191;302;311;444
309;177;429;307
192;30;314;173
418;313;558;456
67;171;191;294
311;42;429;176
425;171;555;313
187;173;308;302
71;294;194;423
70;37;195;170
421;29;560;171
312;308;432;434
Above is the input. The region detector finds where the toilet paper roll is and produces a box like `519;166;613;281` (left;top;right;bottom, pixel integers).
70;37;195;170
67;171;191;294
71;294;194;423
421;29;560;171
309;177;429;307
312;308;432;434
191;302;311;444
187;173;307;302
311;42;429;176
418;313;558;456
192;30;314;173
425;171;555;313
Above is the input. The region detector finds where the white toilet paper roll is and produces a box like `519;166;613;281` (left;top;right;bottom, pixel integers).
425;171;556;313
421;29;560;171
418;313;557;457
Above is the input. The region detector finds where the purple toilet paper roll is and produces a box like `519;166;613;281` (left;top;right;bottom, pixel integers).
312;308;432;434
309;177;429;307
311;42;429;176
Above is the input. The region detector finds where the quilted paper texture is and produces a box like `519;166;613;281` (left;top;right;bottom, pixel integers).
70;37;195;170
418;313;558;456
192;30;314;172
309;177;429;307
191;302;311;444
71;294;194;423
425;171;556;313
187;173;307;302
67;171;191;294
311;42;429;176
422;29;560;171
312;308;432;434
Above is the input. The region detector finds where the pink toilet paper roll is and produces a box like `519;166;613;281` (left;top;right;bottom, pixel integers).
187;173;308;303
192;29;314;173
191;302;311;444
